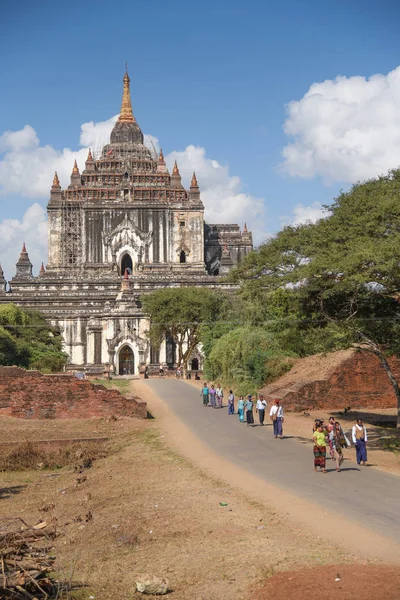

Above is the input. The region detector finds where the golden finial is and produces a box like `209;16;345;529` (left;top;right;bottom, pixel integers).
119;68;135;123
22;242;27;253
52;171;60;186
172;161;180;175
72;159;79;174
87;148;93;161
191;172;198;187
243;222;248;233
159;148;165;163
40;262;45;274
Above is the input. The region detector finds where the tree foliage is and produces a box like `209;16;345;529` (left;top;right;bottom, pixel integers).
0;304;67;372
141;288;222;369
229;169;400;422
207;326;294;395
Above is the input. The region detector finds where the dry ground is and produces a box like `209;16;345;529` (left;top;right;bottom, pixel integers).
1;378;400;599
0;413;356;600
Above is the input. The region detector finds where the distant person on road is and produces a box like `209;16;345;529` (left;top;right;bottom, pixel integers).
245;395;255;426
352;418;368;465
216;384;224;408
228;390;235;415
329;421;345;472
313;424;327;473
327;416;336;460
209;384;217;408
256;394;267;426
200;382;209;407
237;396;245;422
270;399;284;438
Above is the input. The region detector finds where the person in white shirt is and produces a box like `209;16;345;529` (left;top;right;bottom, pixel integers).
256;395;267;426
216;385;224;408
269;399;284;438
352;418;368;465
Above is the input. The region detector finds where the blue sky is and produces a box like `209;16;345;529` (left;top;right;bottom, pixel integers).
1;0;400;277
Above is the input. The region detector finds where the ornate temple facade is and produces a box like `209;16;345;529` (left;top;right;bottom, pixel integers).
0;71;253;375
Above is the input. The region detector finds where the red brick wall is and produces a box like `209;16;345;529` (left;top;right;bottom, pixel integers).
0;367;147;419
261;351;400;410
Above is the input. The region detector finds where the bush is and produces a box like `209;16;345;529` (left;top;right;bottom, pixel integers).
0;304;67;372
206;326;295;392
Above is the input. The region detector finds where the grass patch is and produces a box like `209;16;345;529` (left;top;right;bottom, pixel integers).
92;378;131;394
0;441;106;472
382;435;400;453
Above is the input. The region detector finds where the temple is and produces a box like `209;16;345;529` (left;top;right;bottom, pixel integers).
0;70;253;375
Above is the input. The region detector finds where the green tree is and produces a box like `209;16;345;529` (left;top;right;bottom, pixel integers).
0;304;67;372
141;288;221;370
232;170;400;425
207;326;294;395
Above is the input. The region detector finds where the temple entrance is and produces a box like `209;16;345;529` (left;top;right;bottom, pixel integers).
191;357;199;370
119;345;135;375
121;253;133;275
179;250;186;263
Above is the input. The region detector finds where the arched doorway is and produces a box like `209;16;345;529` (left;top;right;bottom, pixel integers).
121;253;133;275
191;357;199;371
179;250;186;264
119;345;135;375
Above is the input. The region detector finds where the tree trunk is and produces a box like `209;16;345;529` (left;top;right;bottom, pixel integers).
356;338;400;428
182;339;199;377
177;343;183;370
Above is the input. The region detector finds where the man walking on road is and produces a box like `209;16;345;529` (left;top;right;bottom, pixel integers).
270;399;284;438
245;395;255;426
200;383;209;407
256;395;267;426
352;418;368;465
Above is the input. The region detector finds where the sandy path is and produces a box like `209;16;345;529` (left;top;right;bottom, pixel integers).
134;378;400;564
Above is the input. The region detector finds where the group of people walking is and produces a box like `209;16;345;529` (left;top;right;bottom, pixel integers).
312;416;368;473
200;384;285;438
201;383;369;469
200;383;224;408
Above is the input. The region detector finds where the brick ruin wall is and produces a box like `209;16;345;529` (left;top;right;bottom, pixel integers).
261;351;400;411
0;366;147;419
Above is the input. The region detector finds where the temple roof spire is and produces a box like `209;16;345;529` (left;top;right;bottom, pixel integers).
119;69;136;123
72;159;79;174
15;243;33;279
52;171;60;187
190;172;198;188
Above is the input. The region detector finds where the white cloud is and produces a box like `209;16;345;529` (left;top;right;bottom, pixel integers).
166;145;266;242
0;203;47;280
291;201;327;225
0;125;39;152
0;116;119;198
79;114;118;150
0;117;266;279
282;66;400;184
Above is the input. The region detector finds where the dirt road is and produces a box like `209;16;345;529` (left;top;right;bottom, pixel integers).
138;378;400;559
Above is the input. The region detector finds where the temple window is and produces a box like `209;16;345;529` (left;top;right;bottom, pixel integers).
121;253;133;275
179;250;186;264
179;221;185;229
